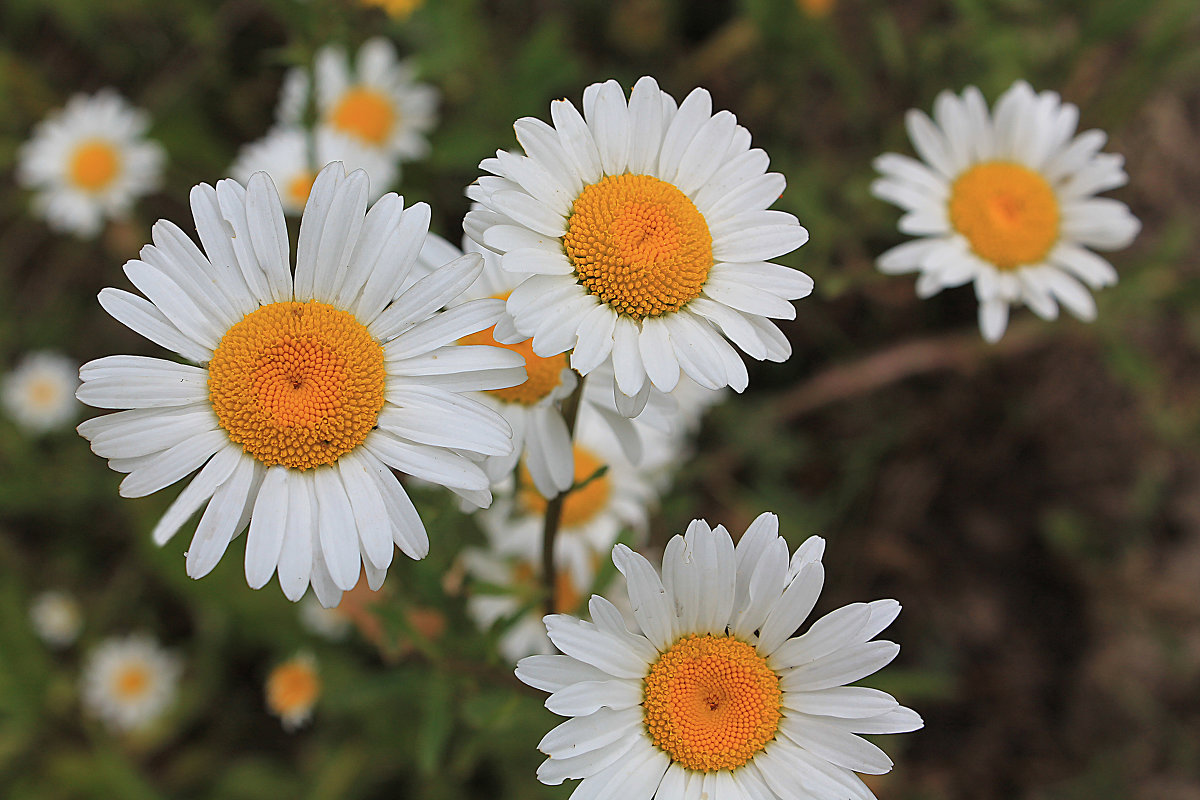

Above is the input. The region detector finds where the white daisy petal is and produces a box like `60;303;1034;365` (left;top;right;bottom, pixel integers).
544;615;653;679
277;472;315;602
96;288;212;364
149;444;243;545
612;544;677;650
245;465;291;589
186;455;256;579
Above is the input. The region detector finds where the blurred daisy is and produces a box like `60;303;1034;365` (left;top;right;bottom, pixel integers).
418;232;675;498
2;351;80;434
462;544;589;663
82;634;180;733
478;411;668;597
17;90;165;238
465;76;811;412
77;163;524;607
29;589;83;648
517;512;922;800
229;127;398;213
298;594;352;641
873;81;1141;342
280;38;437;161
266;652;321;731
361;0;425;19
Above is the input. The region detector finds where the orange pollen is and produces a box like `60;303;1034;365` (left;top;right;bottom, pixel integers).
286;170;316;209
68;139;120;192
643;634;782;772
458;305;567;405
328;86;396;146
948;161;1060;270
518;444;611;528
28;378;60;408
113;664;151;700
207;301;386;470
563;173;713;318
266;658;321;716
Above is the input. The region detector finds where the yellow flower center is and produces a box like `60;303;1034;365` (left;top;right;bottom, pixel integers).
328;86;396;146
458;305;568;405
643;634;782;772
113;663;151;701
68;139;120;192
948;161;1060;270
518;444;611;528
285;170;316;209
267;659;320;716
207;301;386;470
563;173;713;318
27;377;61;409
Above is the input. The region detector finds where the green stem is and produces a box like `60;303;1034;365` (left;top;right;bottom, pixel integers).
541;373;586;618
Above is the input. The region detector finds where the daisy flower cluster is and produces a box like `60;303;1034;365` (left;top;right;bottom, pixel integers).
39;24;1146;793
231;37;437;213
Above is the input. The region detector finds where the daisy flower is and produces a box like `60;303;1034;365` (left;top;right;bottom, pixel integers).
76;163;525;607
417;232;675;498
82;634;181;733
29;589;83;648
230;127;398;214
266;652;321;731
872;80;1141;342
298;594;352;641
478;411;669;597
464;76;812;412
516;512;922;800
461;544;590;664
2;351;80;434
281;38;437;162
17;90;165;238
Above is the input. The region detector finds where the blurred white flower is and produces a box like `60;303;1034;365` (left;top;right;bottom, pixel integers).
17;90;164;238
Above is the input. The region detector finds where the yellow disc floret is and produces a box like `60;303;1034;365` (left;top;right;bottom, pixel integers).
113;663;151;701
518;444;611;528
948;161;1060;270
643;634;782;772
328;86;396;146
69;139;120;192
563;173;713;318
266;657;321;721
208;301;386;470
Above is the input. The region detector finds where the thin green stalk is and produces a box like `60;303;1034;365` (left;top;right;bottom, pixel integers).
541;373;586;618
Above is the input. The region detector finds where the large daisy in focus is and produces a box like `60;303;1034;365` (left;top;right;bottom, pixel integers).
517;512;921;800
872;80;1141;342
77;163;524;607
464;77;812;413
17;90;165;238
